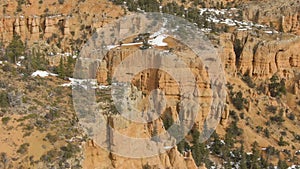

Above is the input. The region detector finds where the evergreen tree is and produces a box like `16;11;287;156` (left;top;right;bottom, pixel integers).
66;56;75;77
269;75;286;97
278;136;288;146
191;141;206;166
240;144;247;169
224;132;234;148
264;128;270;138
211;132;223;155
0;92;9;108
6;34;25;63
191;128;209;167
250;141;260;169
260;155;268;168
58;56;65;78
277;159;288;169
231;91;247;110
177;139;185;154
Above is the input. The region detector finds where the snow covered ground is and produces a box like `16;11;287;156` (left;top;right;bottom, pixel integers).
106;33;168;50
60;78;110;90
198;7;275;34
288;165;300;169
149;34;168;47
31;70;58;78
16;61;22;67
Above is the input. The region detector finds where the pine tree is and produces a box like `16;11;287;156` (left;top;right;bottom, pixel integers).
211;132;223;155
191;128;209;167
250;141;260;169
177;139;185;154
278;136;288;146
260;155;268;168
240;144;247;169
264;128;270;138
277;159;288;169
6;34;25;63
191;141;208;166
269;75;286;97
66;56;75;77
58;56;65;78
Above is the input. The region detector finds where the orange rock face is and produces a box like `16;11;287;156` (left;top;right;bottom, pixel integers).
220;31;300;80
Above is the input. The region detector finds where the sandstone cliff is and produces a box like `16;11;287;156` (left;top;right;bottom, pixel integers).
241;0;300;35
0;0;124;49
220;31;300;83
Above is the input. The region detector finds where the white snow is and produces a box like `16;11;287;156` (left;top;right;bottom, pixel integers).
149;34;168;47
237;28;248;31
31;70;58;78
107;45;118;50
220;18;236;26
106;42;143;50
164;146;173;150
61;78;91;88
99;85;110;90
199;8;226;15
16;61;21;67
60;78;110;90
197;7;273;33
64;52;71;56
106;34;168;49
60;82;72;87
200;28;212;32
19;56;25;60
150;26;167;38
220;140;225;144
208;17;220;23
246;152;253;155
288;165;300;169
122;42;143;46
264;30;273;34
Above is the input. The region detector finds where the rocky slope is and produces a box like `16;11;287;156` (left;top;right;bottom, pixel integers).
241;0;300;35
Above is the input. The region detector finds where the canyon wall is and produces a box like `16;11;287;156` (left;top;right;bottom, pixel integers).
242;0;300;35
0;15;71;43
220;31;300;81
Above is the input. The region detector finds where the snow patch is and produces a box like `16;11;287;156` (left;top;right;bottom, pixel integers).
60;78;110;90
246;152;253;155
16;61;22;67
288;165;300;169
264;30;273;34
237;28;248;31
19;56;25;60
149;34;168;47
107;45;118;50
164;146;173;150
31;70;58;78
